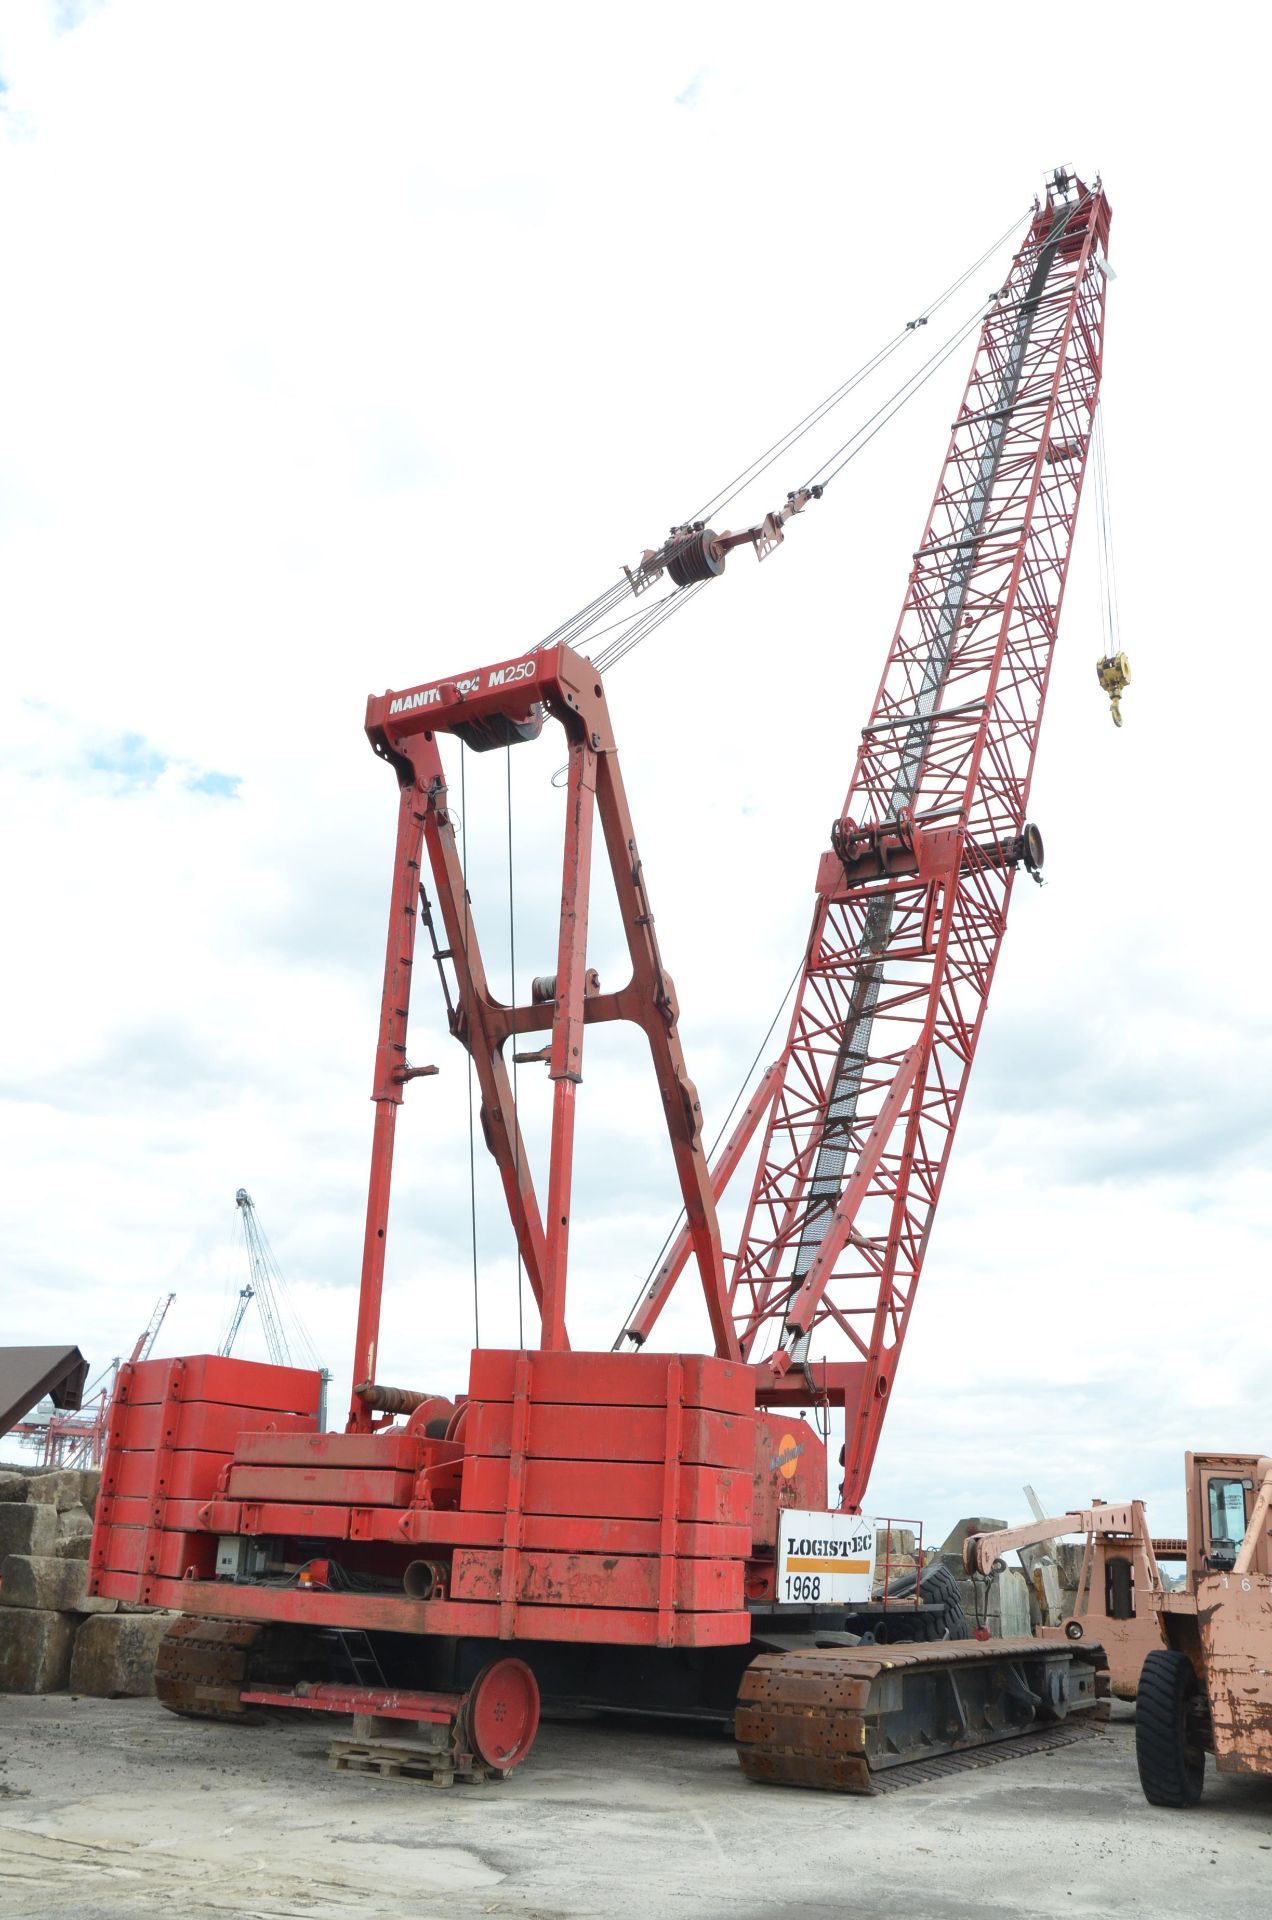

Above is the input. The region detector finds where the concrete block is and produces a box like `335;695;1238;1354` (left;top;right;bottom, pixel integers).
0;1554;115;1613
0;1503;58;1558
0;1471;31;1504
937;1515;1008;1562
57;1506;93;1548
0;1607;77;1693
872;1557;919;1596
970;1567;1033;1638
76;1469;101;1518
954;1575;978;1622
26;1471;82;1510
879;1527;916;1559
1054;1542;1086;1589
69;1611;175;1698
1017;1545;1064;1628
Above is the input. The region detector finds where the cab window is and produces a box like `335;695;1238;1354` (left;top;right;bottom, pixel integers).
1207;1477;1250;1554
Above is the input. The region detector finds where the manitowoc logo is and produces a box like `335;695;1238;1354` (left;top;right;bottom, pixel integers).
388;658;536;716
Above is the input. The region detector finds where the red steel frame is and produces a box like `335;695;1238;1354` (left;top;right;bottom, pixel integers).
350;643;738;1427
350;177;1112;1508
624;177;1112;1505
87;174;1117;1678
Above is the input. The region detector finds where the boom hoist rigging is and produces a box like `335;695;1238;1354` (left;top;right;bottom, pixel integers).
89;171;1121;1794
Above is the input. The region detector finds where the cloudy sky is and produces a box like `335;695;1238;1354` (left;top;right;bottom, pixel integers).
2;1;1268;1546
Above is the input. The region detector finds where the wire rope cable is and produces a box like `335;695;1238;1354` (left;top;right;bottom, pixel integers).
460;744;481;1347
593;191;1093;683
588;298;987;680
686;202;1032;527
1092;399;1122;659
532;203;1035;671
803;302;987;488
506;747;525;1347
808;185;1096;490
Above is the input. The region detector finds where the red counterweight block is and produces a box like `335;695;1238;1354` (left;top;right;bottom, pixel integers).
451;1349;756;1646
88;1355;323;1607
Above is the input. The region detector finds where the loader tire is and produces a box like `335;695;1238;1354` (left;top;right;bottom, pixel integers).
1136;1649;1205;1807
883;1562;970;1640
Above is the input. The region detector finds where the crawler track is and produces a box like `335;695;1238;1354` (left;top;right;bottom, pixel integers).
155;1617;267;1722
735;1636;1108;1793
863;1715;1106;1791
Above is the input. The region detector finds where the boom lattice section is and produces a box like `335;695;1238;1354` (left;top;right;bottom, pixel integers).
727;179;1111;1503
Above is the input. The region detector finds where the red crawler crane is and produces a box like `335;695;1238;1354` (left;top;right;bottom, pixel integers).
90;171;1116;1792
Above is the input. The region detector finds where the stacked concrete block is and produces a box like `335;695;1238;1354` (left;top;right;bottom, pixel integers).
872;1526;921;1594
967;1565;1033;1637
70;1612;175;1698
0;1500;59;1560
54;1506;94;1559
937;1516;1009;1567
0;1608;78;1693
0;1464;167;1696
1;1554;115;1614
23;1469;83;1511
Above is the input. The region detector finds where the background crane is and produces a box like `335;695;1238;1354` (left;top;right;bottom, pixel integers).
14;1292;174;1467
219;1189;330;1424
129;1291;175;1366
219;1282;255;1357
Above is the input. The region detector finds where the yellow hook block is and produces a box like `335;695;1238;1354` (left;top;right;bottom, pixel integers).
1096;651;1130;727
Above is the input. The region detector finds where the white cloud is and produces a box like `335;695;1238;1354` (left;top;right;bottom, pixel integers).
2;1;1269;1551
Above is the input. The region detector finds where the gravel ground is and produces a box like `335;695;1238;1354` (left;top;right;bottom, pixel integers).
1;1697;1270;1919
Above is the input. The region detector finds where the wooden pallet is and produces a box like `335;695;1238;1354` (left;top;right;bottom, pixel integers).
327;1736;503;1787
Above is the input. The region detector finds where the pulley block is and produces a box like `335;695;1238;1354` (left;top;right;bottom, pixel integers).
453;706;546;753
665;525;726;588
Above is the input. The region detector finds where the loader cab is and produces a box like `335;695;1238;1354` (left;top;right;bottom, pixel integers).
1184;1453;1262;1584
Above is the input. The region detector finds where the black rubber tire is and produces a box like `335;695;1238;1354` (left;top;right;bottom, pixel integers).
1136;1649;1206;1807
883;1561;970;1640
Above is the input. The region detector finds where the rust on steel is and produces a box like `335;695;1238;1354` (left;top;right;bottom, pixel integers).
736;1639;1109;1793
154;1617;268;1722
964;1501;1169;1700
1159;1453;1272;1780
354;1381;439;1414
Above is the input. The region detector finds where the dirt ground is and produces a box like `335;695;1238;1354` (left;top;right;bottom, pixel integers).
1;1697;1270;1919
